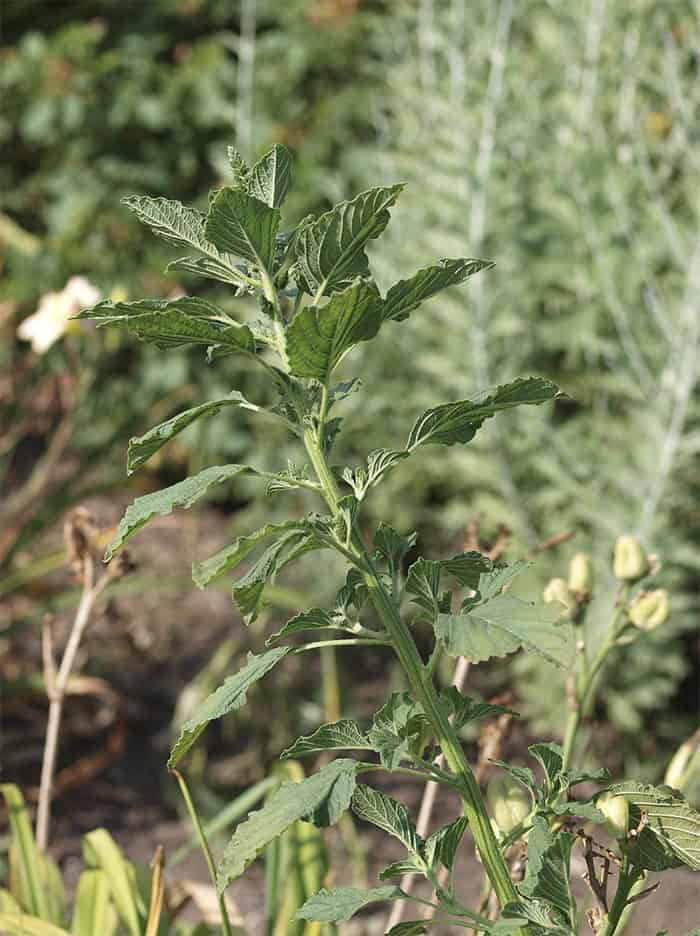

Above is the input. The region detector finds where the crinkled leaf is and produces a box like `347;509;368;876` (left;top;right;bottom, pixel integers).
266;606;359;645
436;593;573;668
382;257;493;323
192;518;308;588
368;693;428;770
121;194;247;286
106;464;249;560
342;449;409;500
352;784;419;853
205;188;280;271
294;184;404;295
128;392;255;475
168;647;290;767
379;858;424;880
387;923;429;935
440;551;493;588
528;743;564;793
519;817;575;924
609;781;700;871
489;761;537;792
373;523;417;573
424;816;469;872
295;885;404;923
407;377;559;449
286;279;382;382
405;558;442;614
440;686;518;732
561;766;610;790
281;720;372;759
76;297;256;354
547;801;605;823
497;899;570;934
246;144;293;208
474;560;531;602
218;759;358;890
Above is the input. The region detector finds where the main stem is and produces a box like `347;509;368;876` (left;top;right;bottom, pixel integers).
302;425;520;915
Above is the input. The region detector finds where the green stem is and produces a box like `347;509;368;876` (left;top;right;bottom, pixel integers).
171;769;234;936
302;426;521;919
561;590;628;771
601;857;643;936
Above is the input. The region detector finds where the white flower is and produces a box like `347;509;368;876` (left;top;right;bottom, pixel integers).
17;276;101;354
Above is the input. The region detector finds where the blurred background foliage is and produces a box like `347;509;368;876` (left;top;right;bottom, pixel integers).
1;0;698;805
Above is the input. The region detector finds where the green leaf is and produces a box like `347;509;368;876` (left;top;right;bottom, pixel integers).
71;870;117;936
368;693;428;770
436;593;573;668
192;518;309;588
407;377;559;449
561;766;610;790
475;561;531;602
82;830;145;936
528;743;564;793
405;559;442;615
519;817;575;924
497;899;570;934
281;720;373;758
106;464;249;560
266;607;351;645
218;759;358;891
440;551;494;588
342;449;410;500
489;761;537;793
247;144;294;208
352;784;420;853
232;528;327;624
121;194;247;287
547;801;605;823
128;392;256;475
76;297;256;354
381;257;493;323
0;916;71;936
423;816;469;872
168;647;290;767
295;885;404;923
373;523;417;573
609;781;700;871
1;785;50;919
286;279;382;382
205;188;280;271
387;923;428;936
294;184;404;295
440;686;518;731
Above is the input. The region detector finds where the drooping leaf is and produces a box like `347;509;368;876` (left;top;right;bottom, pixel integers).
128;392;256;475
205;188;280;271
217;759;358;890
168;647;290;767
266;607;352;645
547;801;605;823
519;817;575;924
609;781;700;871
295;885;404;923
106;464;249;560
352;784;420;853
386;923;428;936
496;900;570;935
381;257;493;323
76;297;256;354
232;528;327;624
281;720;373;759
286;279;382;382
423;816;469;873
439;686;518;731
121;195;247;286
435;592;573;668
192;518;309;588
561;766;610;790
247;144;294;208
488;761;537;792
293;184;404;295
440;551;493;588
407;377;559;449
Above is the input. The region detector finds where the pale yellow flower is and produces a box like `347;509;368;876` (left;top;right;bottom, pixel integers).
17;276;101;354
